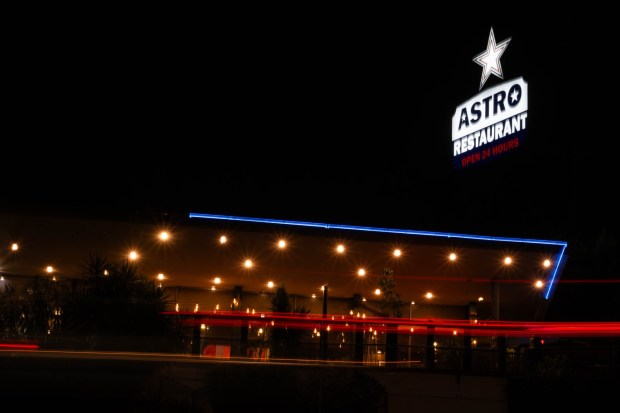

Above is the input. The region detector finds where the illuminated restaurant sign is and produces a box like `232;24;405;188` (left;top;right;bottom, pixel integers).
452;28;528;168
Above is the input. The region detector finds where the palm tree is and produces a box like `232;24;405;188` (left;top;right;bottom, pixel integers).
60;254;186;352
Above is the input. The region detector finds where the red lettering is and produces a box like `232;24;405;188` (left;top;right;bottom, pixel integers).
491;137;520;156
461;152;481;167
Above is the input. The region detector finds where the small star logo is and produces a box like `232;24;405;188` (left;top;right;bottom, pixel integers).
473;27;511;90
509;85;520;104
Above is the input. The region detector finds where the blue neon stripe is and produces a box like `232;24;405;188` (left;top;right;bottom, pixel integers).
189;212;567;246
189;212;568;300
545;244;567;300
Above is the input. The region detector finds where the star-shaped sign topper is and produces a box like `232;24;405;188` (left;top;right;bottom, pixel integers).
473;27;511;90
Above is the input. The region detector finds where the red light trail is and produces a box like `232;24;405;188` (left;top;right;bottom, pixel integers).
165;310;620;338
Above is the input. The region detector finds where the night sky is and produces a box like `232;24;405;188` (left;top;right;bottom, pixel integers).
3;10;618;318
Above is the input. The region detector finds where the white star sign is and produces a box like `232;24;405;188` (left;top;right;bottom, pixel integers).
473;27;511;90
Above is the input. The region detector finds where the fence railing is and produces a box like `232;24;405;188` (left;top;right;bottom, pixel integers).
179;311;620;376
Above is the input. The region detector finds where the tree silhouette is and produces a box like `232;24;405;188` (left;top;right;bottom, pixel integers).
378;267;404;317
270;285;310;359
60;254;186;352
0;276;68;343
0;283;28;340
377;267;404;363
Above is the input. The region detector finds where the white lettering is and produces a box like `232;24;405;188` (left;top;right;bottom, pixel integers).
452;77;528;142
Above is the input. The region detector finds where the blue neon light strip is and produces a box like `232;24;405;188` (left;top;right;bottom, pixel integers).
545;244;567;300
189;212;567;246
189;212;568;299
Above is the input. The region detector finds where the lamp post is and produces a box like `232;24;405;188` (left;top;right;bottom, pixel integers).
408;301;414;365
320;284;328;361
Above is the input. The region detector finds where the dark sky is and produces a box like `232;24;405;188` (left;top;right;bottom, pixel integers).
4;9;618;246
